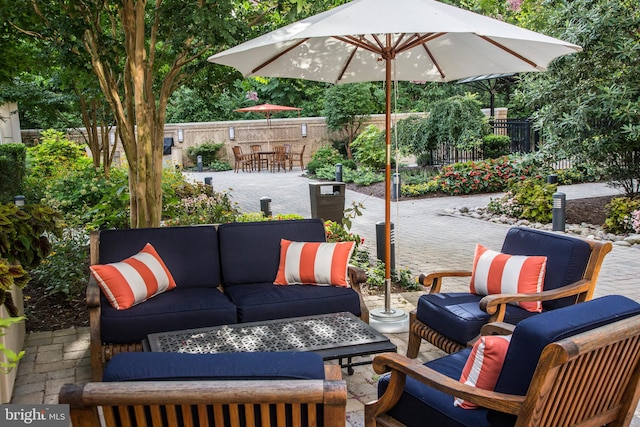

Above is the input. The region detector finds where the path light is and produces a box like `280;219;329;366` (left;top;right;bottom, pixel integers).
14;195;25;207
260;197;272;217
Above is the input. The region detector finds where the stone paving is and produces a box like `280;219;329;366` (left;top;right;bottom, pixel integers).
11;169;640;426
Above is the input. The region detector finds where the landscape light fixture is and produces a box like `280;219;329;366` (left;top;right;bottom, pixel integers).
229;126;235;140
301;123;307;137
109;132;115;145
14;195;25;207
177;128;184;143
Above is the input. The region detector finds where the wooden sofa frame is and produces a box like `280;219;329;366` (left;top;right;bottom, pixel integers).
366;315;640;427
407;233;613;356
60;365;347;427
87;231;369;380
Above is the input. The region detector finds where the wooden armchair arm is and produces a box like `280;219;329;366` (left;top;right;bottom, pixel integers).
86;276;101;308
418;270;472;293
480;322;516;336
349;264;370;323
479;279;593;322
366;352;524;423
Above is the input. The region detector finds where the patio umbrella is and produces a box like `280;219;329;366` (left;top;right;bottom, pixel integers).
209;0;581;330
235;103;302;149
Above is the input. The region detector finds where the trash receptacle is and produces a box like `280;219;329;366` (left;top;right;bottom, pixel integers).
309;182;345;223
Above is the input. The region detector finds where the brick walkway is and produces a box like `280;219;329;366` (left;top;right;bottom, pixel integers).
11;170;640;426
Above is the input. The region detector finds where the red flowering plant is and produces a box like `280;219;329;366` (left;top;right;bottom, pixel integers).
437;156;519;195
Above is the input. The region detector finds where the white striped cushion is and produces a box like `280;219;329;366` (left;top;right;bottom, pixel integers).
90;243;176;310
454;335;511;409
470;244;547;312
273;240;355;287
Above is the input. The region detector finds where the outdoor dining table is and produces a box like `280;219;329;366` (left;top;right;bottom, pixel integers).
256;151;274;171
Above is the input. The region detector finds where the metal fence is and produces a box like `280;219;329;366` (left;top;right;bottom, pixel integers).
428;118;539;166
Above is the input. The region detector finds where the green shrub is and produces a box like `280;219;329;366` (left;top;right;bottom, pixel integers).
603;197;640;234
29;228;88;301
347;167;384;186
162;191;240;226
482;134;511;159
27;129;90;180
235;213;305;222
208;160;232;171
351;125;386;169
308;146;345;175
402;180;440;197
487;179;556;223
0;143;26;204
186;142;225;167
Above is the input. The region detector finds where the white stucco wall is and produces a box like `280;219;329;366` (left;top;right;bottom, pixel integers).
0;103;22;143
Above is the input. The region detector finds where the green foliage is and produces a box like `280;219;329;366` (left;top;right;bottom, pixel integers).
393;115;434;158
186;143;225;167
423;94;489;152
162;191;240;227
0;203;61;318
402;179;441;197
26;129;89;180
235;212;305;222
482;134;511;159
351;125;386;169
603;197;640;234
323;83;378;158
208;160;233;171
518;0;640;196
308;146;345;175
0;316;25;373
41;165;128;226
346;167;384;186
29;228;88;301
488;179;557;223
0;143;26;203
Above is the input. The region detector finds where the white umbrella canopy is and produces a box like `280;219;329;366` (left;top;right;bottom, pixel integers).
208;0;581;84
209;0;581;326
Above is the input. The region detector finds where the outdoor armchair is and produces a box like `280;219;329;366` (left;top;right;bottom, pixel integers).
407;226;613;356
366;295;640;427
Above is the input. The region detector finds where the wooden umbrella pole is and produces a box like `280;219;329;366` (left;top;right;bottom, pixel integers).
384;36;392;314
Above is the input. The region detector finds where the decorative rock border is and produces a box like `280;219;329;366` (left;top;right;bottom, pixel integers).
445;205;640;247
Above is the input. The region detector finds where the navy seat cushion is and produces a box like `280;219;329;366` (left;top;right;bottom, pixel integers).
100;288;237;344
103;351;326;382
416;293;536;346
501;227;591;310
378;349;492;427
489;295;640;426
97;226;221;289
378;296;640;427
225;282;361;323
218;219;326;286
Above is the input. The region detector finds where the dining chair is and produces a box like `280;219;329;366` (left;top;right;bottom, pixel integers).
250;144;268;171
288;144;305;170
270;145;287;172
231;146;252;173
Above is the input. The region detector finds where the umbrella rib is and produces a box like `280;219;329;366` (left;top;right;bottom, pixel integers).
421;43;446;80
251;38;310;75
336;35;383;55
338;46;359;83
397;32;443;53
478;35;538;68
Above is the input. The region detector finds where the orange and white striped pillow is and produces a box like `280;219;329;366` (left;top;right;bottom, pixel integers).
470;244;546;312
90;243;176;310
454;335;511;409
274;239;355;287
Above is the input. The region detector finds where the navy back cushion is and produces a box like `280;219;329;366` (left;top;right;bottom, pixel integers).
102;351;325;381
489;295;640;426
218;219;326;286
501;227;591;310
97;226;220;289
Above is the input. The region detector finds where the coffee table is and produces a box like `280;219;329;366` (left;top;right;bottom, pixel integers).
144;312;397;374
